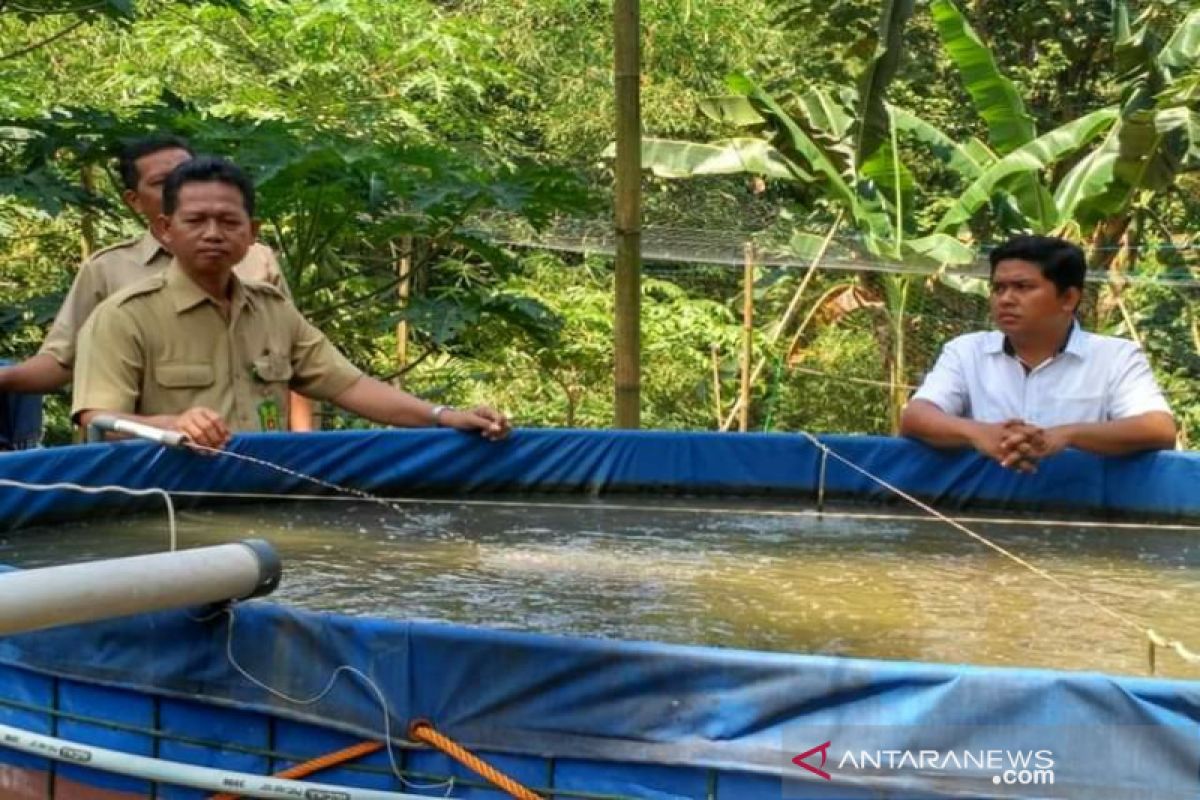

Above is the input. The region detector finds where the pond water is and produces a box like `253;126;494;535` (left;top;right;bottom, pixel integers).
4;496;1198;679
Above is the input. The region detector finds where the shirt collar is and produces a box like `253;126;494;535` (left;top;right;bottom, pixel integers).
165;259;254;314
135;231;170;267
988;320;1087;362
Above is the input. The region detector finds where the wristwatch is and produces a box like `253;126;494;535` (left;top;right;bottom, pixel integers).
430;405;450;427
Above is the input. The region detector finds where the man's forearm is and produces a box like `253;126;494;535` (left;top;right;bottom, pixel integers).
1053;413;1177;456
0;354;72;393
899;400;984;448
331;376;436;428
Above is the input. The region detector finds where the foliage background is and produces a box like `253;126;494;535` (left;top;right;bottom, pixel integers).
1;0;1197;444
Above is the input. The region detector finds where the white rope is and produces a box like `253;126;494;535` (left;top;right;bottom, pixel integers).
0;478;177;551
797;432;1200;668
221;605;454;795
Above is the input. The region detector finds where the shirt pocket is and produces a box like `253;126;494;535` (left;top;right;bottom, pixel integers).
155;363;215;389
150;362;215;413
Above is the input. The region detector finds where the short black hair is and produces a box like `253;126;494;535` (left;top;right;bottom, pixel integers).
116;135;194;191
988;235;1086;294
162;156;255;217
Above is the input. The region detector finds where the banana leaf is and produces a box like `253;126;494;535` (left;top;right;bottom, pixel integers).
930;0;1035;155
854;0;917;166
621;137;810;181
937;108;1118;232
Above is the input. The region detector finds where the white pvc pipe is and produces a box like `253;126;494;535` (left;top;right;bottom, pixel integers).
88;415;188;447
0;541;281;636
0;721;424;800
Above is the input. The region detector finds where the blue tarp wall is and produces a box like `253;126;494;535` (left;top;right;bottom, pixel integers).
1;600;1198;798
0;430;1198;798
1;428;1200;530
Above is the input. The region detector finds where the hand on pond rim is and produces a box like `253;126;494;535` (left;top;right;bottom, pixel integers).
441;405;511;441
173;406;232;451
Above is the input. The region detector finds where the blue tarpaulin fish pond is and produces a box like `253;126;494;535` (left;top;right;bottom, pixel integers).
0;429;1197;799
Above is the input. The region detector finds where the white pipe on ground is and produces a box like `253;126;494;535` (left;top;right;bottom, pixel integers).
0;720;423;800
0;540;281;636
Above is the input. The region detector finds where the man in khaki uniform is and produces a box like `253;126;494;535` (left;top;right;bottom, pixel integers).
0;136;313;430
73;156;509;448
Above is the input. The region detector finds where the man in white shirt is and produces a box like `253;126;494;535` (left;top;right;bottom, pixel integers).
900;235;1176;471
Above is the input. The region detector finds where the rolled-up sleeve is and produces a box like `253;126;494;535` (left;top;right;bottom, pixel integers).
911;341;970;417
71;303;144;421
1107;343;1173;420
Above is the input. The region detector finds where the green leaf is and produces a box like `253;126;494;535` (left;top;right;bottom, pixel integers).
482;293;563;347
937;273;990;297
1113;0;1130;43
398;295;481;347
930;0;1036;154
787;230;829;260
102;0;137;19
1159;9;1200;74
901;233;975;266
796;88;854;142
890;105;994;179
859;138;916;201
697;96;765;127
1059;107;1200;225
732;76;892;239
854;0;917;166
1053;138;1116;225
937;107;1118;232
998;175;1058;231
627;137;810;181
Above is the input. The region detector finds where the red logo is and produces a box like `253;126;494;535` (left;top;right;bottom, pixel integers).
792;741;832;780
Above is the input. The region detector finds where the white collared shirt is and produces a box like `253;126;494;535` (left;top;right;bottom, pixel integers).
911;326;1172;426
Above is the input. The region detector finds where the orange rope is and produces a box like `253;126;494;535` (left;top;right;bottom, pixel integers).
209;739;383;800
409;719;543;800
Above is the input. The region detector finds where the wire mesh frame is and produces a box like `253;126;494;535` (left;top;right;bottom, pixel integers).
470;217;1200;439
472;216;1200;289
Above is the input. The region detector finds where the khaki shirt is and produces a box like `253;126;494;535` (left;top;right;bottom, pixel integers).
72;261;361;433
40;232;290;369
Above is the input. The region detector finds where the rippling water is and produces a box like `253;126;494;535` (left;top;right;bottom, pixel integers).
4;497;1198;679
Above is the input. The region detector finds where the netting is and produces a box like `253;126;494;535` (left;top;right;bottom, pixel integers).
471;215;1200;443
473;214;1200;285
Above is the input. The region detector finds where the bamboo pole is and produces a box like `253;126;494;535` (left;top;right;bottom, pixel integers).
888;276;910;435
739;243;755;432
710;344;723;428
613;0;642;428
721;214;842;431
394;236;412;389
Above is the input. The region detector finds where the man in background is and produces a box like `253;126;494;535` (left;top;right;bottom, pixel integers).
900;235;1176;471
0;135;314;430
73;156;509;447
